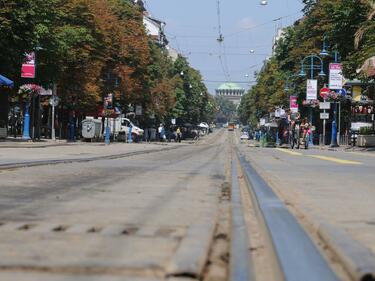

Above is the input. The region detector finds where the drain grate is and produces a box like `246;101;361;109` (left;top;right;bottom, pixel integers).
0;222;185;238
52;225;69;232
87;226;102;233
122;227;139;235
18;224;36;231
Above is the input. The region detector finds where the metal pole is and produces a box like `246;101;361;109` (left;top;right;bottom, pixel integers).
31;95;35;140
22;103;31;140
128;125;133;143
330;101;338;147
338;102;341;145
330;52;339;147
323;109;326;145
309;56;314;145
51;83;56;141
105;117;110;145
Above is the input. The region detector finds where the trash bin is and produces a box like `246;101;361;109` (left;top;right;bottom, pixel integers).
0;127;7;139
82;119;102;141
150;128;156;141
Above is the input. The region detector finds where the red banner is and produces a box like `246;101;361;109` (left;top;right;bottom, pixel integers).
21;52;36;78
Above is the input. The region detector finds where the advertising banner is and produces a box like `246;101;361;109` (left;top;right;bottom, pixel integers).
289;95;298;113
104;93;113;109
136;105;142;115
21;52;36;78
329;63;343;90
306;79;317;100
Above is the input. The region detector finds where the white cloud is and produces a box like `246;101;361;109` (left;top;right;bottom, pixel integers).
237;17;256;29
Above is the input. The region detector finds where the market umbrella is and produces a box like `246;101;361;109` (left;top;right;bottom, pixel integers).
358;56;375;77
0;74;14;88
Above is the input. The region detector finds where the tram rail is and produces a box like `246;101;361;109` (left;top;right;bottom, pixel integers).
231;148;340;281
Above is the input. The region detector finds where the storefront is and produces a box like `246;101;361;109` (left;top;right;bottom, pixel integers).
0;74;14;138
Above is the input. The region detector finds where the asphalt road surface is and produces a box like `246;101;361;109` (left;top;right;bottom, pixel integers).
238;141;375;257
1;130;375;281
0;131;229;281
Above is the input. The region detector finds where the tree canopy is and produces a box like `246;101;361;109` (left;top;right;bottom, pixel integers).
0;0;215;125
239;0;374;125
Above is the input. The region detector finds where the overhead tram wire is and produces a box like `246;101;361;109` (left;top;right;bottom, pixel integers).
216;0;231;82
224;11;301;38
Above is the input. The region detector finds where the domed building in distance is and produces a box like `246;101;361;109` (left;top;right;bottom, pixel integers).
215;82;245;106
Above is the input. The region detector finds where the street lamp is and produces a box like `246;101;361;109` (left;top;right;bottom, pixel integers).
319;38;341;147
299;54;326;145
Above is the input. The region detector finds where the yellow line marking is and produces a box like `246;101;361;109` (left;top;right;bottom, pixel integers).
275;148;303;156
348;152;375;158
307;155;362;165
275;148;363;164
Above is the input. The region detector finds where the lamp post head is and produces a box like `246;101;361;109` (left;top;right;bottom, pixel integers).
319;48;329;57
260;0;268;5
318;70;326;77
299;69;306;77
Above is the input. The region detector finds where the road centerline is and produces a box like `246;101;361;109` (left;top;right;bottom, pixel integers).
306;155;362;165
275;148;303;156
275;148;363;165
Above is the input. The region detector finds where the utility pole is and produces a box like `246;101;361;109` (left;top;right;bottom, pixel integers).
51;83;56;141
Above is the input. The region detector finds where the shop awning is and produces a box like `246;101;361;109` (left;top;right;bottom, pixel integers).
358;56;375;77
0;74;14;88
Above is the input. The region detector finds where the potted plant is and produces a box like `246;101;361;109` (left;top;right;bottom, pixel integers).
357;126;375;147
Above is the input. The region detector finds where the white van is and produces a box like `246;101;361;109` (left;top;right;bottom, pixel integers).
109;117;143;141
86;116;144;141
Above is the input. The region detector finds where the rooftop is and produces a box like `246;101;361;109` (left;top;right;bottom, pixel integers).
217;82;244;90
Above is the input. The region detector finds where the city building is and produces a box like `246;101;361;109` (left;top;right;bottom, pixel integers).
215;82;245;106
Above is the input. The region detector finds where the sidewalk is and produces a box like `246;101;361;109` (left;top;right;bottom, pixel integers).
0;140;185;169
246;139;375;154
0;130;219;168
0;137;78;148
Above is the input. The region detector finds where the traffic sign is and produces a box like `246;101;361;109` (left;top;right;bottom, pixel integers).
337;89;347;96
49;96;59;107
319;102;331;110
320;87;330;98
320;112;329;119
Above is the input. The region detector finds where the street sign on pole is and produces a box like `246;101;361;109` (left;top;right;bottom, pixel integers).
319;102;330;110
290;95;298;113
49;95;59;107
337;88;347;96
320;112;329;119
320;87;330;99
329;63;343;90
136;105;142;116
306;79;318;100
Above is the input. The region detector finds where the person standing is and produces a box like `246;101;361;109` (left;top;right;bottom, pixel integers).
158;124;166;142
158;124;163;141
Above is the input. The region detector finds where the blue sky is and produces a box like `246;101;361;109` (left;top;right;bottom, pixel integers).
145;0;304;94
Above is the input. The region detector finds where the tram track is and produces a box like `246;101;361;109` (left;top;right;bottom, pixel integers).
231;146;341;281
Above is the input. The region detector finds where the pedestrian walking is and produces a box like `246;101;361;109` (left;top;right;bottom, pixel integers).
158;124;166;142
176;127;182;143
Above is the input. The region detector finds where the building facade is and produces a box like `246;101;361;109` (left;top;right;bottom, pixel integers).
215;82;245;106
